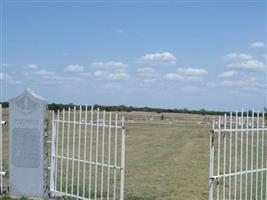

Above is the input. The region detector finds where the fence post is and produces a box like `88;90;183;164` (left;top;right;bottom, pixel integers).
50;111;56;197
120;116;126;200
209;126;214;200
0;104;2;194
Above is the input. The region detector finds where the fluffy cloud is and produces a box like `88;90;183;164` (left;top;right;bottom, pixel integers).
176;68;208;76
219;70;237;78
227;60;265;71
138;52;176;65
103;82;122;90
36;69;55;76
0;72;12;80
64;64;84;72
207;77;265;92
92;61;128;71
164;73;180;80
164;67;208;81
137;67;157;77
224;53;252;62
92;61;130;81
94;70;130;80
25;64;39;69
114;29;125;35
0;72;20;84
250;42;265;49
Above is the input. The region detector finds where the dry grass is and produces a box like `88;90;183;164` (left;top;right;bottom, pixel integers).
2;108;211;200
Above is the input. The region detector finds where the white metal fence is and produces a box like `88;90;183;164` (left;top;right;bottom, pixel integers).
0;104;2;193
209;110;267;200
50;106;126;200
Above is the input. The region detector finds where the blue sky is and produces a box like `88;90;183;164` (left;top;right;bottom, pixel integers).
1;1;266;111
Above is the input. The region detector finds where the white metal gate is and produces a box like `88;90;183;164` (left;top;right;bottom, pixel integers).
0;104;2;193
50;105;126;200
209;110;267;200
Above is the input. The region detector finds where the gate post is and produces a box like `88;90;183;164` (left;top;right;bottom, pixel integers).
209;128;214;200
120;116;126;200
0;104;2;194
50;111;57;197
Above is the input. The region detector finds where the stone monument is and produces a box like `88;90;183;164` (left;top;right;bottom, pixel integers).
9;89;49;198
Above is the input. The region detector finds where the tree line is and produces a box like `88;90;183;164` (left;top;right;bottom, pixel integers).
1;101;266;117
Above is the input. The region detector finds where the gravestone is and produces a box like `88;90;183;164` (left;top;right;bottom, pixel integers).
9;89;49;198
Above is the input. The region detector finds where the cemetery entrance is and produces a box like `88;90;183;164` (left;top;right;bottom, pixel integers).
0;89;126;200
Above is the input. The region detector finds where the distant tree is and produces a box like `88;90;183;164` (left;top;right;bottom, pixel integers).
1;101;9;108
200;108;206;115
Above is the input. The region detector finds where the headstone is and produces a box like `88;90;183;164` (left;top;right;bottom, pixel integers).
9;89;49;198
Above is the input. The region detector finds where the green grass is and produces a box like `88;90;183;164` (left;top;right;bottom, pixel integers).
0;197;30;200
1;109;211;200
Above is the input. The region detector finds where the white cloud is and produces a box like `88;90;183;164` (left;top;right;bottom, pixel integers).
64;64;84;72
250;42;265;49
94;70;130;80
219;70;237;78
137;67;157;77
79;72;91;76
176;68;208;76
114;29;125;35
36;69;55;76
103;82;122;90
0;72;20;84
224;53;253;62
227;59;265;71
0;63;10;68
0;72;12;81
138;52;176;65
92;61;130;81
164;67;208;81
182;86;200;92
208;77;265;92
164;73;181;80
26;64;39;70
143;78;157;83
92;61;128;71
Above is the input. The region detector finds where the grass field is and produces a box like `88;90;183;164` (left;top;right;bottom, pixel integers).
2;108;211;200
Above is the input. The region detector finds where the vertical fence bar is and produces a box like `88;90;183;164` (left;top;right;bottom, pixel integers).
120;116;126;200
113;114;118;200
50;110;56;197
77;105;82;196
245;110;249;200
0;104;2;193
217;116;221;200
250;110;254;200
223;114;227;200
229;112;233;200
260;112;264;200
82;105;88;199
60;109;65;192
65;107;71;193
209;119;215;200
255;112;259;200
101;111;106;200
209;110;266;200
240;110;244;200
234;111;238;200
95;108;100;200
55;110;60;192
88;106;94;199
107;112;112;200
71;106;76;195
264;112;267;200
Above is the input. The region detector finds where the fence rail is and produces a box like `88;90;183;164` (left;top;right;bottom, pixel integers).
209;110;266;200
50;105;126;200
